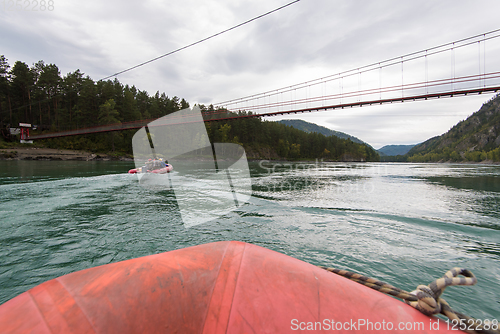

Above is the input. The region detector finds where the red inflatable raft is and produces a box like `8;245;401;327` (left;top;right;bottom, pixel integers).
128;163;173;174
0;241;463;333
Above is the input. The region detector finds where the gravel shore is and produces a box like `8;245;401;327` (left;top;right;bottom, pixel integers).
0;147;132;161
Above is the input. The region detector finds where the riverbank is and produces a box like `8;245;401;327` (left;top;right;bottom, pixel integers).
0;147;133;161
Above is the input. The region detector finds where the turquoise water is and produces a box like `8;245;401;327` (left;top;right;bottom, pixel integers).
0;160;499;320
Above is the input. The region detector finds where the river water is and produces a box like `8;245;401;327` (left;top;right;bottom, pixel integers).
0;160;499;320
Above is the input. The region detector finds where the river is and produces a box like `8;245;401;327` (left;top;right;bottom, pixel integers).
0;160;499;320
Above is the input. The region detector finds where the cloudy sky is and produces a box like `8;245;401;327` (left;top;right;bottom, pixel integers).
2;0;500;148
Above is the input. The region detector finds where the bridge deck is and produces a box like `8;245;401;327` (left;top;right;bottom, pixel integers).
27;86;500;140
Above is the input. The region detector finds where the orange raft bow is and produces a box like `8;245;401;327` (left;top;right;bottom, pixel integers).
0;241;465;334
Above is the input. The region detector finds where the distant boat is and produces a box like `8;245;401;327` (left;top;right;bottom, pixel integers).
128;158;173;174
130;106;252;228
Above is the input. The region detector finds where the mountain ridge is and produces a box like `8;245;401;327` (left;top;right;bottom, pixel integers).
377;144;415;156
277;119;371;147
407;93;500;162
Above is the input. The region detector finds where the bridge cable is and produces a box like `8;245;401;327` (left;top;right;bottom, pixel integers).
217;28;500;106
5;0;302;121
100;0;301;81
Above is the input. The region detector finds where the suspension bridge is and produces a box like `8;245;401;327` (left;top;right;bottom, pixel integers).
27;29;500;141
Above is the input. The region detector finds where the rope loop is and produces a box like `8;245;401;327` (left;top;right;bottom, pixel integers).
407;284;440;315
405;268;477;316
320;265;499;334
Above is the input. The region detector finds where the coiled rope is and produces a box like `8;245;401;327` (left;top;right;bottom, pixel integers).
319;266;500;334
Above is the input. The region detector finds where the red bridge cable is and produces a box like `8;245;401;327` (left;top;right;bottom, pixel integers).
216;30;500;106
220;72;500;113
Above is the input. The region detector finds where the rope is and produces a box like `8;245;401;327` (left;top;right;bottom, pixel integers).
319;266;500;334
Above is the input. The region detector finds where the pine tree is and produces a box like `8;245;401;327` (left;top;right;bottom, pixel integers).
98;99;120;151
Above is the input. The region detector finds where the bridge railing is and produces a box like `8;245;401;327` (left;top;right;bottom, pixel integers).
28;119;150;140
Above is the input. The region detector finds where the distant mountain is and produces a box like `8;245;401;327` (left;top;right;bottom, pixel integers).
277;119;371;147
407;93;500;162
377;144;415;156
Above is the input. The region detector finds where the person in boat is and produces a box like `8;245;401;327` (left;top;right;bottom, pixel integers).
145;159;153;171
140;158;169;173
145;158;167;171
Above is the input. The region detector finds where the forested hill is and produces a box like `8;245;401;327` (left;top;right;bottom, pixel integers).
204;114;379;161
0;56;379;162
277;120;368;145
407;93;500;162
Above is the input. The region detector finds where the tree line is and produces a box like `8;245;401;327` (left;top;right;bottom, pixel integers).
0;55;189;153
202;107;379;161
0;55;379;161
